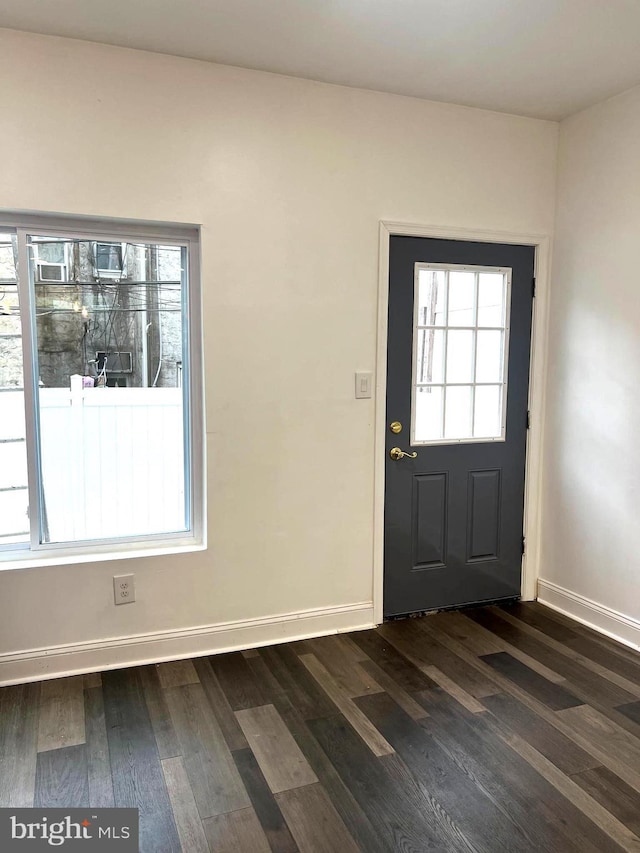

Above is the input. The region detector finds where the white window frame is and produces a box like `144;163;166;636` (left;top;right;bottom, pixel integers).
410;262;512;446
0;213;205;568
32;238;70;283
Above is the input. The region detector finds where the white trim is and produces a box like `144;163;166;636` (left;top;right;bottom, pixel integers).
0;601;375;686
0;541;206;573
374;221;552;623
538;579;640;652
0;211;198;244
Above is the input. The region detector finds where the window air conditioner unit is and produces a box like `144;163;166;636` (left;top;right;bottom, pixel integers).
95;351;133;374
36;262;68;283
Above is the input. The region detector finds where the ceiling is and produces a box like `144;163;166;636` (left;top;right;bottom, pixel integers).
1;0;640;120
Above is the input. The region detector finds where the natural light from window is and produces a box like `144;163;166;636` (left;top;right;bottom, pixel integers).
0;218;202;558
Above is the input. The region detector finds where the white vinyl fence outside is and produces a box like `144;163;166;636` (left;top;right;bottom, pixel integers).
0;387;185;544
0;390;29;543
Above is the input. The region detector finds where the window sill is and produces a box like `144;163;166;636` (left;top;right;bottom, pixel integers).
0;539;206;572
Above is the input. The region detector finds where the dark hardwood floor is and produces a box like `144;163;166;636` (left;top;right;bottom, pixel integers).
2;602;640;852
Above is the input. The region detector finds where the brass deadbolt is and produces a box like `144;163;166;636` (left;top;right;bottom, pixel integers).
390;421;402;434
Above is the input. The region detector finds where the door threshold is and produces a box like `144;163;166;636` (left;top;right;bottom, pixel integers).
384;594;520;622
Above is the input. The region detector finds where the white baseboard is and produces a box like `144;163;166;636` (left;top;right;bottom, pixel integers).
537;579;640;652
0;601;375;686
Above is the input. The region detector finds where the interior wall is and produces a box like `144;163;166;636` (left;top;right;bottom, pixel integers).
540;83;640;644
0;28;558;679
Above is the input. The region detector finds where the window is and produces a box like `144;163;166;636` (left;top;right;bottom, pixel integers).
0;215;203;562
94;242;126;278
33;239;69;283
412;263;510;444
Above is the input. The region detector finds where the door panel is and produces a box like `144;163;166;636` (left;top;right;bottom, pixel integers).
412;472;447;568
467;469;501;561
384;237;534;617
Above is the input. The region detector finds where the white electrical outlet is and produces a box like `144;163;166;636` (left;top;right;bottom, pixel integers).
114;574;135;605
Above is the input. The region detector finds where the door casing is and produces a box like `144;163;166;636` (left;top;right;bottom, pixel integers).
374;221;552;624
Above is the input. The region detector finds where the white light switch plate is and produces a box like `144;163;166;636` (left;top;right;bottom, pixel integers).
355;371;372;399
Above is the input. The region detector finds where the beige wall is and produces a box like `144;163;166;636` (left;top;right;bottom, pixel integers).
0;28;558;678
540;84;640;639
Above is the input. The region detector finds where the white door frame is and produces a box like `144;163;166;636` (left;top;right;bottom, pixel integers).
373;221;552;624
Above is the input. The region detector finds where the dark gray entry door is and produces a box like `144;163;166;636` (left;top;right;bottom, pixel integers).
384;236;534;618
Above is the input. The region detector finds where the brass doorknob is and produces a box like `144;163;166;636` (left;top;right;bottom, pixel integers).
390;447;418;461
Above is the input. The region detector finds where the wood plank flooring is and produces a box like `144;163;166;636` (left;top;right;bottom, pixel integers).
1;602;639;852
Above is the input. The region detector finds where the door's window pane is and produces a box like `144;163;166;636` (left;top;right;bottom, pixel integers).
416;328;445;385
478;273;505;327
417;269;446;326
476;330;504;383
0;231;29;546
412;264;510;444
29;236;188;544
446;330;474;383
474;385;502;437
444;386;472;439
447;271;475;326
414;385;443;442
